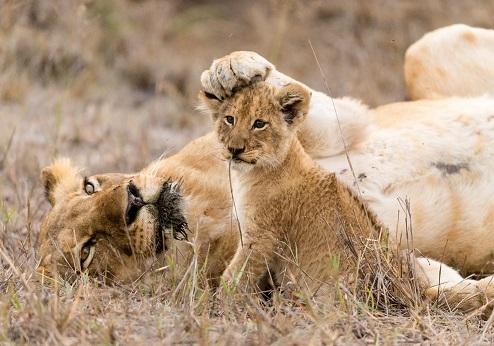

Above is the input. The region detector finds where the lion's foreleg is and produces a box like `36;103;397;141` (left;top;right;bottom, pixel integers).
222;228;276;294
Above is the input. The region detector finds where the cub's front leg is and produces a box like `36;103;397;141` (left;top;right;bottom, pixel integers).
222;227;277;294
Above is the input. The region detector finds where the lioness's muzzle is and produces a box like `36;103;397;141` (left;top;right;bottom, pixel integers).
156;181;189;242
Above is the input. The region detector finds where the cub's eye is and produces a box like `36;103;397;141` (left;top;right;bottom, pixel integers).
224;116;235;125
84;180;95;195
80;238;96;270
252;119;268;129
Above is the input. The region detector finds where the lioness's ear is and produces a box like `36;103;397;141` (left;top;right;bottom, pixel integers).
197;90;222;119
41;158;81;206
276;83;311;127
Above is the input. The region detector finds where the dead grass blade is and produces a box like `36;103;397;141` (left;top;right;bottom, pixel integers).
0;244;31;292
0;126;15;170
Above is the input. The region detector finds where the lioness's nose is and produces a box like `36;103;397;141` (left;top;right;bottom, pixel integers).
228;146;245;157
126;181;145;225
128;182;144;207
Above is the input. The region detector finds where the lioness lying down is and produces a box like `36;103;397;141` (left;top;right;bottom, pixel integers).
37;25;494;311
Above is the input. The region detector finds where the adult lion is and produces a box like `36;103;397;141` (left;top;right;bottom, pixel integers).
37;24;494;310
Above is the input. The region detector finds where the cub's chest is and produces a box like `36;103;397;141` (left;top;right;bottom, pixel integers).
232;179;249;229
231;178;275;228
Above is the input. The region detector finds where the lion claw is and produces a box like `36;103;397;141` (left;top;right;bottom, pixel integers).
201;51;274;100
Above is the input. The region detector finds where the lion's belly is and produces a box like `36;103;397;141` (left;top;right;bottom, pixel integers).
315;98;494;274
375;174;494;274
316;153;494;274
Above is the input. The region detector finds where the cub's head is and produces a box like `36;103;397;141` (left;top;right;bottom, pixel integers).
199;82;310;171
37;159;188;283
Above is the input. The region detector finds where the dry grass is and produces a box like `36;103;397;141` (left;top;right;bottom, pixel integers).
2;0;494;344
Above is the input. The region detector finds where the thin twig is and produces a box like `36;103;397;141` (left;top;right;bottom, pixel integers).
308;41;362;198
228;160;244;247
309;40;417;310
308;40;379;239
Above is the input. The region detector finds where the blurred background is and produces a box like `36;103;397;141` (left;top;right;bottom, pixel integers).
0;0;493;252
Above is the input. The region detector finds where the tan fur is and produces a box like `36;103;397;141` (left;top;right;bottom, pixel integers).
37;130;494;312
37;165;189;282
202;81;384;294
41;158;81;206
37;26;494;312
201;48;494;279
140;134;239;280
198;81;494;311
405;24;494;100
37;135;239;283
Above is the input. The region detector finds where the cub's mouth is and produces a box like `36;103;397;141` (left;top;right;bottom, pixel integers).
126;181;189;254
223;147;257;166
232;157;256;165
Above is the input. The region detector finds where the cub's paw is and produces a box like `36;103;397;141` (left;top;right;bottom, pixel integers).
201;51;274;100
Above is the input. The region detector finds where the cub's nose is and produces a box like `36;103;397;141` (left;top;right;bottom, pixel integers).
228;146;245;157
126;181;145;225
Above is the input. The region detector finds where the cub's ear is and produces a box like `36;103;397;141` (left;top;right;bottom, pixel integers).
276;83;311;127
41;158;81;206
197;90;222;119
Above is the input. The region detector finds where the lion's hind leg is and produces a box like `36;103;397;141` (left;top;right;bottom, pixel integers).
417;257;494;316
405;24;494;100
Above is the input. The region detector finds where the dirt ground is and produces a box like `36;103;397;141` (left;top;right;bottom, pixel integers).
2;0;494;344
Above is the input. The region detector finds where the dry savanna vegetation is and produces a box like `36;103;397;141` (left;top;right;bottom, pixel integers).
2;0;494;344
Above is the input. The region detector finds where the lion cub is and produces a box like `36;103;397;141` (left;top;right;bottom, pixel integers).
200;82;382;295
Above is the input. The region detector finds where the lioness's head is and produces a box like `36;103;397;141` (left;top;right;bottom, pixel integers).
199;82;310;170
37;159;188;282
